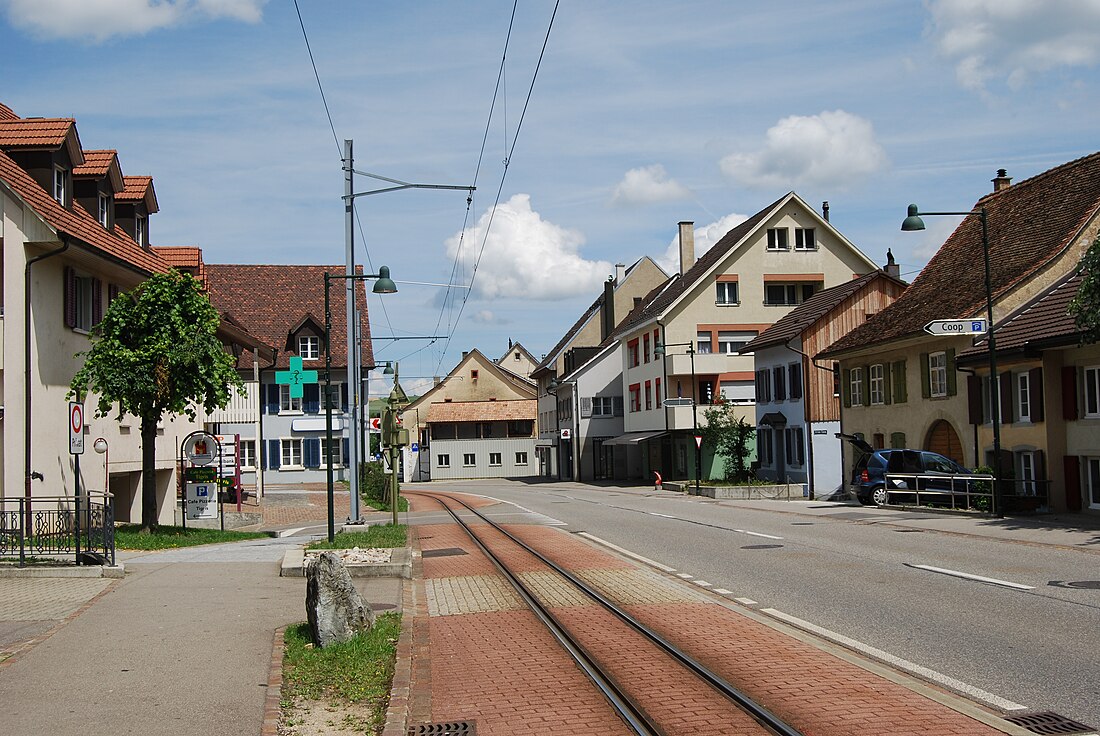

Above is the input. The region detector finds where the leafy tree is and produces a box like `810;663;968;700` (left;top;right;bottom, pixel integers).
701;400;756;483
1069;233;1100;345
70;270;243;531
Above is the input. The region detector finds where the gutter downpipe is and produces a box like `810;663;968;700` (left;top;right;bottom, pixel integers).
256;348;279;498
658;320;669;483
25;235;71;520
956;365;980;468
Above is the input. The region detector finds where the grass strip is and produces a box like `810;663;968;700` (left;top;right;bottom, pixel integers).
115;524;271;550
306;524;406;550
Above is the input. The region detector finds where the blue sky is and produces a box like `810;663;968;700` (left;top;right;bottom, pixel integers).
3;1;1099;394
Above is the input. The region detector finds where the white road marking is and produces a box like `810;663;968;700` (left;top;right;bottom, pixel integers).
761;608;1028;711
279;527;307;537
734;597;758;605
648;512;678;518
908;564;1034;590
693;580;713;587
464;495;567;525
676;573;694;579
713;588;734;595
575;532;676;572
735;529;784;540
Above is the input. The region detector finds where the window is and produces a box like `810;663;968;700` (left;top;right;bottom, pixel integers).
929;352;948;397
850;367;864;406
1084;366;1100;417
870;364;885;405
773;366;787;401
479;422;493;438
788;363;802;400
516;452;528;466
1018;372;1031;422
1019;451;1036;496
765;282;817;306
97;193;110;227
321;438;343;468
628;340;640;368
438;454;450;468
134;214;146;247
489;452;502;466
766;228;788;251
53;165;66;205
655;378;661;407
756;369;772;403
298;335;320;360
716;281;739;305
643;333;650;363
785;427;805;466
720;380;754;403
696;331;712;354
794;228;816;250
1087;457;1100;509
463;453;476;467
508;420;533;436
280;438;302;468
645;381;652;410
239;440;256;470
71;273;97;331
833;363;841;397
514;351;521;362
471;369;479;381
279;384;303;413
629;384;641;412
757;429;774;465
698;379;715;405
717;331;756;354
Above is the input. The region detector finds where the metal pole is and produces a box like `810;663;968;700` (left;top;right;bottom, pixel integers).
74;454;82;565
324;273;335;542
690;345;700;495
344;139;362;523
979;208;1004;517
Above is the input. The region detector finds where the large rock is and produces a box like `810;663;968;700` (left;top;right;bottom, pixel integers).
306;551;374;647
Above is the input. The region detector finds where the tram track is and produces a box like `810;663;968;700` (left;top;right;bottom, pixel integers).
409;489;803;736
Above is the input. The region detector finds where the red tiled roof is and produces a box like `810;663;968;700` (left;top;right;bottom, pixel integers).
426;399;536;423
823;152;1100;357
0;103;18;121
116;175;158;213
73;149;117;176
203;264;373;371
0;149;167;274
0;117;76;149
151;246;206;286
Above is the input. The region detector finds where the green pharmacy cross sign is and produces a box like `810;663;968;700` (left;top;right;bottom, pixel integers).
275;355;319;399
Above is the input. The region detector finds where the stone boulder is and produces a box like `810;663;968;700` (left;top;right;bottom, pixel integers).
306;551;374;647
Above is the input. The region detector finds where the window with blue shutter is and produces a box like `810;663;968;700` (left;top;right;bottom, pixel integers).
267;439;281;469
266;384;280;415
304;438;321;468
303;384;320;414
343;438;350;465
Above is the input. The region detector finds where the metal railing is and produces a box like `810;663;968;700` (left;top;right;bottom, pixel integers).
0;493;115;567
884;473;1049;513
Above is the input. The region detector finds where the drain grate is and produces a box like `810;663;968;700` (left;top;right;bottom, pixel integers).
408;721;476;735
741;544;783;550
422;547;468;558
1004;711;1095;735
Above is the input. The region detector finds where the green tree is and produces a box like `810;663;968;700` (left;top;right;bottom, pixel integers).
1069;233;1100;345
701;400;756;483
70;270;243;531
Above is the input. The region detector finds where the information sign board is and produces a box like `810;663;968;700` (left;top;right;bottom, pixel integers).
185;482;218;519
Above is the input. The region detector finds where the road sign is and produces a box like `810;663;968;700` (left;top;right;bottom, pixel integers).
410;442;419;453
663;398;694;408
185;482;218;520
69;402;85;455
183;433;219;466
923;318;988;336
694;435;703;449
369;417;381;432
560;428;572;440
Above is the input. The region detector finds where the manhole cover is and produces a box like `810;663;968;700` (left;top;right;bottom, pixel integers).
409;721;476;735
1004;711;1094;735
741;544;783;550
422;547;468;558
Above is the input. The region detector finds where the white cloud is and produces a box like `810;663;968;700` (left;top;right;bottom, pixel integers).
470;309;508;325
4;0;267;42
446;194;613;301
656;212;749;275
720;110;887;190
611;164;691;205
928;0;1100;91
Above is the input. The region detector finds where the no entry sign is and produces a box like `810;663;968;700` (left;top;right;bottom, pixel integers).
69;402;85;455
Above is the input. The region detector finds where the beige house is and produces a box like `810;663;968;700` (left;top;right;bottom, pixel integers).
610;193;879;481
496;340;538;379
402;348;537;480
820;156;1100;513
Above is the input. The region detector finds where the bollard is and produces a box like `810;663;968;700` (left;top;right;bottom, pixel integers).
653;471;662;491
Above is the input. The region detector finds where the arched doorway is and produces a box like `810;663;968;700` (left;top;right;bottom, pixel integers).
925;420;963;464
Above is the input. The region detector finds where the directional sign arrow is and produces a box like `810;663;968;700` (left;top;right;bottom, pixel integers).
923;318;988;336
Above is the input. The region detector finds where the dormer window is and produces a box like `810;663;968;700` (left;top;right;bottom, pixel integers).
134;214;146;247
53;166;67;205
97;193;110;227
298;335;320;360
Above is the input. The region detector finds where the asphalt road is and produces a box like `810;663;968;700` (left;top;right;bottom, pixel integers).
413;480;1100;730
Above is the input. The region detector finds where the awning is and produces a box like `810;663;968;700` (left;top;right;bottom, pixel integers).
534;438;557;447
603;430;667;446
759;412;787;427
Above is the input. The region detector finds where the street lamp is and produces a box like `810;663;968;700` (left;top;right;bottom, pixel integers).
653;340;700;495
901;204;1003;517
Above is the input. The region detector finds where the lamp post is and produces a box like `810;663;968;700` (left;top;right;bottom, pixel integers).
901;204;1003;517
324;269;397;542
653;340;700;495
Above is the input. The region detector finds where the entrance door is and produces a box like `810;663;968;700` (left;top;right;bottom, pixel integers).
593;438;611;480
925;420;964;465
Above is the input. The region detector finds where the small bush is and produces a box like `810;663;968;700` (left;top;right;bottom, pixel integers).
359;461;388;503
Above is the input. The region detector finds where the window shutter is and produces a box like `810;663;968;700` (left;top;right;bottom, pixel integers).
883;364;892;405
303;384;320;414
945;348;957;396
1029;367;1044;422
268;440;281;469
64;266;77;328
1063;455;1082;511
1035;450;1046;486
774;367;786;401
266;384;280;414
304;439;320;468
260;441;268;470
999;372;1014;424
580;397;592;418
340;383;349;413
967;375;983;425
893;360;907;403
343;438;350;466
890;432;906;449
612;396;624;416
91;278;103;325
920;353;930;398
108;283;120;303
1061;366;1078;420
790;364;802;400
861;365;870;407
841;368;851;408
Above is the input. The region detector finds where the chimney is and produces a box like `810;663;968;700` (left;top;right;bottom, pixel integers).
614;262;626;284
462;351;468;359
678;221;695;275
884;248;900;279
508;338;513;349
433;376;441;387
601;276;615;341
822;201;830;222
992;168;1012;193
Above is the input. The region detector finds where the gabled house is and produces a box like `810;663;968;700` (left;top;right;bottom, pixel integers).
610;194;880;481
739;264;906;497
401;348;537;480
203;264;372;487
0;103;197;525
820;156;1100;512
530;256;668;478
496;340;538;378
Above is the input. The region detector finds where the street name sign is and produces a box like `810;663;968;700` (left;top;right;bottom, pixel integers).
924;318;987;336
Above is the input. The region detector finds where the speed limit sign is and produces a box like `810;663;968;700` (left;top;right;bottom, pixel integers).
69;402;85;455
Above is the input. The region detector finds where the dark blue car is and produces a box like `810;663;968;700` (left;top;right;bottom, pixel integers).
842;435;973;506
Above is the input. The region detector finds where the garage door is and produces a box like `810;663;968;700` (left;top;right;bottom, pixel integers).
925;420;964;465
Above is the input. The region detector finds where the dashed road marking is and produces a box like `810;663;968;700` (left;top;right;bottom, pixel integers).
693;580;713;587
648;512;677;518
713;588;734;595
907;564;1034;590
676;573;694;579
735;529;784;540
575;532;676;572
734;597;758;606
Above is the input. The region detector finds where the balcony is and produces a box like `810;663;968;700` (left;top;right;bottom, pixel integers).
665;351;754;376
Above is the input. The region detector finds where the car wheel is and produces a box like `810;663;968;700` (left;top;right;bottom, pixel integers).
856;493;872;506
871;486;889;506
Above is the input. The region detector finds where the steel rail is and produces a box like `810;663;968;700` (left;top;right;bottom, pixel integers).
412;490;802;736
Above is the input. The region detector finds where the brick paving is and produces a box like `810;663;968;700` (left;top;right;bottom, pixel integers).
247;484;354;528
406;494;1022;736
